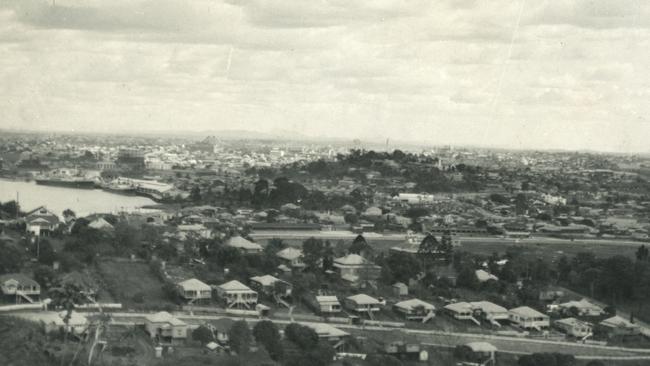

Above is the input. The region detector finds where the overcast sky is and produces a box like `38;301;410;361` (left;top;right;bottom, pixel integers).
1;0;648;152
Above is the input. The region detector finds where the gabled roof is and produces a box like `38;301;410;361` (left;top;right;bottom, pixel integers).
444;302;472;313
346;293;380;305
276;247;303;261
0;273;39;287
333;254;377;267
509;306;547;319
316;295;340;304
558;298;603;312
217;280;254;292
303;322;349;338
555;317;592;328
600;316;640;329
394;298;435;311
466;342;497;353
226;236;262;251
177;278;211;291
469;301;507;314
250;275;280;287
475;269;499;282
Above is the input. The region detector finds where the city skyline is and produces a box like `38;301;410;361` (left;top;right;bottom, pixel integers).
1;0;649;153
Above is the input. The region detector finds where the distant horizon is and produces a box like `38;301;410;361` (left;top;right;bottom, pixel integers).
2;126;648;157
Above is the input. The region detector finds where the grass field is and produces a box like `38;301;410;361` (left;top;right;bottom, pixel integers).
96;259;176;309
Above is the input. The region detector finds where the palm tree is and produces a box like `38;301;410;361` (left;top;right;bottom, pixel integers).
48;283;85;366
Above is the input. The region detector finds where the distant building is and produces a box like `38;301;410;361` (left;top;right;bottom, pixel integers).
276;247;306;269
116;148;145;169
332;254;381;287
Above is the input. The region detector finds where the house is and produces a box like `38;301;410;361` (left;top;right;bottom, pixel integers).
444;302;476;322
16;311;88;335
475;269;499;283
393;298;435;321
226;236;262;254
344;294;382;315
87;217;114;231
333;254;381;287
144;311;188;345
176;278;212;304
314;295;342;314
0;273;40;303
392;282;408;297
470;301;509;326
508;306;550;330
597;316;642;338
249;275;292;297
555;317;593;338
24;206;60;236
303;322;349;344
276;247;306;269
557;298;604;317
216;280;258;309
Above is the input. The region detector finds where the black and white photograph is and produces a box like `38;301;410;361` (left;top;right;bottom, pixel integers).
0;1;649;365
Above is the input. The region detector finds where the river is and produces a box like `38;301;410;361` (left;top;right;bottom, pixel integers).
0;179;157;217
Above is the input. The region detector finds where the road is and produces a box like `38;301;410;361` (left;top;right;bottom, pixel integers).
106;311;650;359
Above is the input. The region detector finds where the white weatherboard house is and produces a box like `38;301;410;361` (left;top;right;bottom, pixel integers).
176;278;212;304
216;280;258;309
393;298;435;321
344;294;382;314
333;254;381;286
555;317;593;338
0;273;41;303
226;236;263;254
315;295;342;314
557;298;604;317
144;311;188;345
276;247;306;269
508;306;550;330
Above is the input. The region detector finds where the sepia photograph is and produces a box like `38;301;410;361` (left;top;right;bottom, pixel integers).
0;1;649;365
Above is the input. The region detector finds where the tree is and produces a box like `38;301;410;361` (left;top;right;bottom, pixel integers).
457;265;479;290
383;251;421;283
0;200;20;217
228;320;251;355
285;323;319;350
0;242;23;274
253;320;283;361
264;238;286;256
636;245;649;261
302;237;324;270
33;265;56;290
349;234;370;255
63;208;76;220
192;326;214;345
37;239;56;265
189;185;202;202
518;353;576;366
365;354;403;366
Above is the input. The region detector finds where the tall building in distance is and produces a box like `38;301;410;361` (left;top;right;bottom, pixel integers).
116;148;145;169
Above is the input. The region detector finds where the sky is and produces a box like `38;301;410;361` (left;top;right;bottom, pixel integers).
0;0;649;153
